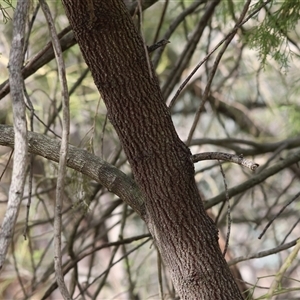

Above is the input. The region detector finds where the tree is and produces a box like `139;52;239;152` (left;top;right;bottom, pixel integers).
0;0;300;299
61;0;244;299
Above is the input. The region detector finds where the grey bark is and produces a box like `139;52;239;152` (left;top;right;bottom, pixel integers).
0;0;30;272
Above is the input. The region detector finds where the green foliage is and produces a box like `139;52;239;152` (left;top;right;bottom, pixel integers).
246;0;300;69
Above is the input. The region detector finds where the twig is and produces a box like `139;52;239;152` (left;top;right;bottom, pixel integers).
0;0;30;272
151;0;169;45
138;0;153;78
191;152;259;171
39;0;71;299
157;249;164;300
205;149;300;209
266;239;300;299
281;217;300;245
0;2;159;100
185;0;252;145
228;237;299;266
92;204;129;299
72;238;152;300
219;162;231;257
257;142;289;173
41;234;151;299
23;86;35;240
162;0;219;99
147;39;170;53
152;0;205;69
258;191;300;239
169;0;272;110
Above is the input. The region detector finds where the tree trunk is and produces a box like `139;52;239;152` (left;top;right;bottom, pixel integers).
61;0;243;298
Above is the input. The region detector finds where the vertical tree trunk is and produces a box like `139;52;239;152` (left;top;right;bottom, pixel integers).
61;0;243;298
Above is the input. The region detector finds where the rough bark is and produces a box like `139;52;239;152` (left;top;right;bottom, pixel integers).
61;0;243;299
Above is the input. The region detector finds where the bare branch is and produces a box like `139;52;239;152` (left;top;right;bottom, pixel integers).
218;162;231;257
147;39;170;53
191;152;259;171
185;0;252;145
168;0;273;108
228;238;300;267
190;136;300;156
40;0;71;298
258;191;300;239
205;150;300;209
0;0;30;272
266;239;300;299
0;1;159;100
0;124;145;218
162;0;220;99
152;0;206;69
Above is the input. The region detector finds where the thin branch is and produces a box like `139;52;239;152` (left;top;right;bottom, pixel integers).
169;0;272;108
157;249;164;300
40;0;71;299
257;141;289;173
191;152;259;171
138;0;153;78
152;0;205;69
23;85;35;240
205;150;300;209
0;1;159;100
147;39;170;53
12;238;28;297
281;217;300;245
162;0;220;99
151;0;169;45
258;191;300;239
266;239;300;299
92;204;129;299
0;0;30;272
42;235;152;300
219;162;231;257
190;136;300;156
185;0;252;145
0;26;74;100
228;237;299;266
72;238;152;300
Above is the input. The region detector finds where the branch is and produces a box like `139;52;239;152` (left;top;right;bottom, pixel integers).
168;0;272;106
228;237;299;267
0;0;30;272
190;136;300;156
162;0;220;99
258;190;300;239
266;239;300;299
191;152;259;171
0;0;159;100
40;0;71;298
0;124;145;218
147;39;170;53
41;234;152;299
205;149;300;209
185;0;252;145
152;0;206;69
